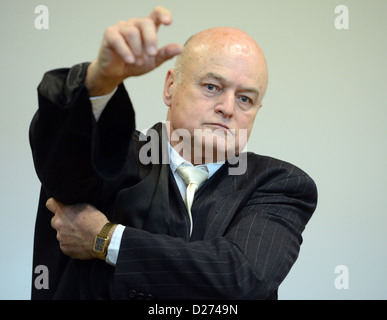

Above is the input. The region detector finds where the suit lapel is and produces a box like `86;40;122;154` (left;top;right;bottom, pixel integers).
190;164;246;240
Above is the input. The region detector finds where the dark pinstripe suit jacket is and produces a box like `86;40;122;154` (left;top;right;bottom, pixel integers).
30;63;317;300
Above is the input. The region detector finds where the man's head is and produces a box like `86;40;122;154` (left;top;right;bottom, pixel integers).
163;27;268;164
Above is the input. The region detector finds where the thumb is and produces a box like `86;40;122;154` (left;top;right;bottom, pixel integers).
156;43;184;67
46;197;60;214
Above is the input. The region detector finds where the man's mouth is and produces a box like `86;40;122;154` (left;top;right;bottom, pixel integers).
205;123;231;131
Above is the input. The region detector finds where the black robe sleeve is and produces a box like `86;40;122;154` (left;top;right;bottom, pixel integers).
29;63;136;299
29;62;136;206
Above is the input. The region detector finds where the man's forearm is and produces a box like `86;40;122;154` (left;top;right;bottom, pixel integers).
30;63;98;203
30;63;135;205
113;227;277;300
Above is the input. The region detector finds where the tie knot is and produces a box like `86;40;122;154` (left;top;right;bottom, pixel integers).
177;165;209;187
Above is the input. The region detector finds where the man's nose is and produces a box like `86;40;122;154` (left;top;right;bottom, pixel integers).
214;92;234;118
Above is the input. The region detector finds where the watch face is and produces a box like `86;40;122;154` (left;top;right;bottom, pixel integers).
94;237;105;252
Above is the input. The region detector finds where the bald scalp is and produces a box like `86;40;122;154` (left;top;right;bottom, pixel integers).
174;27;268;100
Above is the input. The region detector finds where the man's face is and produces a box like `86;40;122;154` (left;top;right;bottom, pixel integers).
164;29;267;164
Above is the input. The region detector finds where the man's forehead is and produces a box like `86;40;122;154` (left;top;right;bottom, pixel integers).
188;39;264;76
191;29;261;57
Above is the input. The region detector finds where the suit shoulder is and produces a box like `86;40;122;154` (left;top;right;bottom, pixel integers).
245;152;318;209
246;152;315;184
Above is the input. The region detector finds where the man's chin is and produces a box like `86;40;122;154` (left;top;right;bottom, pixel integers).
193;140;241;164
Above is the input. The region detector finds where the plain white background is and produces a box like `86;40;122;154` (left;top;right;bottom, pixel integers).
0;0;386;299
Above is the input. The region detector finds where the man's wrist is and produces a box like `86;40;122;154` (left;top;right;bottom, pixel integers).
107;224;118;243
92;222;118;260
85;60;122;97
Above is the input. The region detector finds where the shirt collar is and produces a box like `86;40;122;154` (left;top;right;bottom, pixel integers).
168;142;223;179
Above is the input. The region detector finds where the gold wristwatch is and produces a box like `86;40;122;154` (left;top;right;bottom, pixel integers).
93;222;117;260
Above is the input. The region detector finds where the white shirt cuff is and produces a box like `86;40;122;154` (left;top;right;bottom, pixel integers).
106;224;125;266
89;87;117;121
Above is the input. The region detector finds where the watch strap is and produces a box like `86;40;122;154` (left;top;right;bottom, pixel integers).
93;222;117;260
98;222;116;239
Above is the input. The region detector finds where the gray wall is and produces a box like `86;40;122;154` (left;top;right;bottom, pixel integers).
1;0;386;299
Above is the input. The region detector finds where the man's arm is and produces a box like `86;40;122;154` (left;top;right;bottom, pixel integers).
30;6;183;205
30;8;184;299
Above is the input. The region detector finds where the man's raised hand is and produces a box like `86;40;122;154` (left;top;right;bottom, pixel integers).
86;6;183;96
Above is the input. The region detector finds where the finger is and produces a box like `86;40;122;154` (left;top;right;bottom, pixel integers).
46;197;58;214
149;6;173;28
120;23;143;59
137;18;158;56
156;43;184;67
105;25;135;64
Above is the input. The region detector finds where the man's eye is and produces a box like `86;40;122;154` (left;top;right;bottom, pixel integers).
205;84;217;91
240;96;251;104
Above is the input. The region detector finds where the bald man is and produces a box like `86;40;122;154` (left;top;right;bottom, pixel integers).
30;7;317;300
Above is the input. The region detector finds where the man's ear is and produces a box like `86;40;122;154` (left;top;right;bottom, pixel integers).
163;69;177;107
